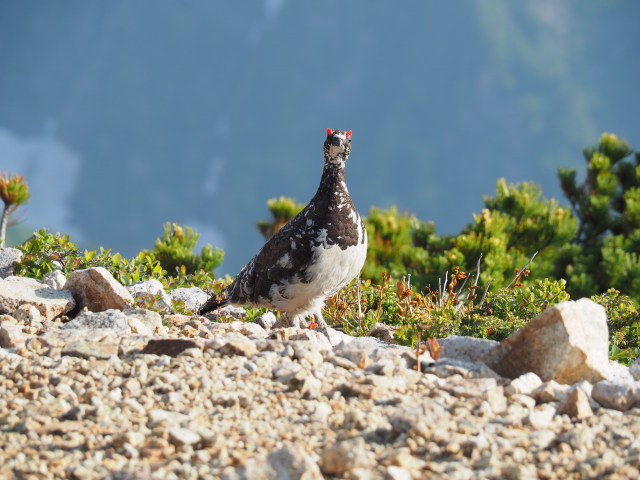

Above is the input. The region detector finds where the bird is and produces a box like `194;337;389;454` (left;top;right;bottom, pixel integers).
199;128;368;328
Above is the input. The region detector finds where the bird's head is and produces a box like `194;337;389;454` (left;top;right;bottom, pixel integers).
323;128;352;165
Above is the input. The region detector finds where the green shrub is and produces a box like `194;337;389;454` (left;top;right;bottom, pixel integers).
0;172;30;247
257;196;305;240
143;222;223;276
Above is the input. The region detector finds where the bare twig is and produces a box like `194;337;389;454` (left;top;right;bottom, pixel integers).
478;279;493;309
356;274;363;321
504;251;538;290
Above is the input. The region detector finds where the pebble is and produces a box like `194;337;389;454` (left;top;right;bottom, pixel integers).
0;307;639;479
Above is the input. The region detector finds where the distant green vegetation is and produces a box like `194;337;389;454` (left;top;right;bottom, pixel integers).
7;133;640;363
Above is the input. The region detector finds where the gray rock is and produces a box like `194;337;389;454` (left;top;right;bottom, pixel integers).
254;311;277;329
223;444;323;480
127;279;172;309
11;304;42;324
0;276;75;320
124;308;165;334
208;305;248;320
62;340;119;360
483;298;610;383
0;248;22;278
267;444;323;480
607;360;634;383
320;437;376;476
142;338;201;357
439;335;499;363
62;309;132;336
167;286;208;313
631;357;640;381
42;270;66;289
591;380;640;411
64;267;133;312
213;337;259;357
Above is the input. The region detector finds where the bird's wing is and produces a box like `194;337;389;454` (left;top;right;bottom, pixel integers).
227;207;318;305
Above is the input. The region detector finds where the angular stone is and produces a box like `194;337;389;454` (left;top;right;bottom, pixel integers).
142;338;201;357
62;340;118;360
124;308;165;335
214;337;258;357
64;267;133;312
320;438;376;476
591;380;640;411
42;270;66;290
558;387;593;419
0;248;22;278
532;380;570;404
208;305;247;320
270;328;332;351
254;311;277;330
168;427;201;447
504;372;543;396
167;287;208;313
439;335;499;363
11;304;42;324
0;320;33;348
62;309;132;336
267;444;323;480
368;322;400;343
0;276;75;320
526;404;557;428
483;299;610;383
631;357;640;381
127;279;172;309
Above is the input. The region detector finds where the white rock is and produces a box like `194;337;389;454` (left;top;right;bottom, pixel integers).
254;311;277;329
0;248;22;278
42;270;66;289
168;427;201;447
505;372;543;396
0;320;32;348
483;299;611;383
167;286;208;313
64;267;133;312
527;404;557;428
631;357;640;381
124;308;164;334
385;466;412;480
0;276;75;320
127;279;172;308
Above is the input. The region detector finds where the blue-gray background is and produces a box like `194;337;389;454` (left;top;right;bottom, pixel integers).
1;1;638;274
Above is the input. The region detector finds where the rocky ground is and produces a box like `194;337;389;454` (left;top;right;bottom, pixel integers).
1;262;640;479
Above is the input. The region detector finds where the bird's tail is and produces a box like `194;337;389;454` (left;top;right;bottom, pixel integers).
198;294;229;315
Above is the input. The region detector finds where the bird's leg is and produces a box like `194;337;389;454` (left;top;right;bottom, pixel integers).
313;311;328;329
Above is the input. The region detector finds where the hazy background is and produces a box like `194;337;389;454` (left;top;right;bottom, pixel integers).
1;1;639;274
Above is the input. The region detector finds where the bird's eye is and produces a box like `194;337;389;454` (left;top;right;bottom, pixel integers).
326;128;334;136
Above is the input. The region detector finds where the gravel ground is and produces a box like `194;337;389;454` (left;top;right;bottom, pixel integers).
1;315;640;480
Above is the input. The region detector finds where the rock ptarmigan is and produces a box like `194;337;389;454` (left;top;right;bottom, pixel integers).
199;128;368;328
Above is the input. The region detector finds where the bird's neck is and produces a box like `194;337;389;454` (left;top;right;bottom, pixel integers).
313;158;348;202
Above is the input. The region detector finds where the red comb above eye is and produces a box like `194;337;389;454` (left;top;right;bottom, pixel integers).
346;130;352;139
326;128;334;136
